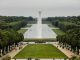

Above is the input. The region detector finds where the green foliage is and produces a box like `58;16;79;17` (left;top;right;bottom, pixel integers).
46;16;80;55
46;16;80;31
0;29;24;55
0;16;36;30
57;28;80;55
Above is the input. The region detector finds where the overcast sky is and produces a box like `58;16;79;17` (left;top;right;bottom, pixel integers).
0;0;80;17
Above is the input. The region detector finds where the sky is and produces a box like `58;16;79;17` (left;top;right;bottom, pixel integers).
0;0;80;17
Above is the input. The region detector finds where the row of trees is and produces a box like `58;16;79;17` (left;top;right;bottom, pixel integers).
0;29;24;56
46;16;80;55
57;28;80;55
0;20;27;30
0;16;36;30
46;16;80;25
0;16;34;23
8;20;27;30
0;16;36;58
46;16;80;32
52;21;79;32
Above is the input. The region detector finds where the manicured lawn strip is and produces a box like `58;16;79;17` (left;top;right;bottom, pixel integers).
7;21;22;25
23;24;32;28
14;44;67;59
18;29;27;34
24;38;56;42
48;24;58;28
52;29;65;35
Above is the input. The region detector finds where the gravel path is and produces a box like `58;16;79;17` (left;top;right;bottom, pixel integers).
51;42;76;58
0;44;27;60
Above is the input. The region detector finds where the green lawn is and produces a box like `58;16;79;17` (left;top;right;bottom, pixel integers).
52;29;65;35
48;24;58;28
17;29;27;34
14;44;67;59
23;24;32;28
7;21;22;25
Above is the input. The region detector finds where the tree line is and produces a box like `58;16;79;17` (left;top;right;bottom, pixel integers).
0;29;24;56
57;28;80;54
46;16;80;31
0;16;35;57
0;16;36;30
46;16;80;55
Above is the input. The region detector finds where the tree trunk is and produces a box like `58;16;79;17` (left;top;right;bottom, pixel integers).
76;47;79;55
5;46;8;53
2;47;5;55
9;45;11;51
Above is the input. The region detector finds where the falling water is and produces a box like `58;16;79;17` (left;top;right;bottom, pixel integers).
24;11;57;39
37;11;42;38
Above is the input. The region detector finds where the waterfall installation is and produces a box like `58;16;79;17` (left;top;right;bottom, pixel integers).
24;11;57;39
37;11;42;38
